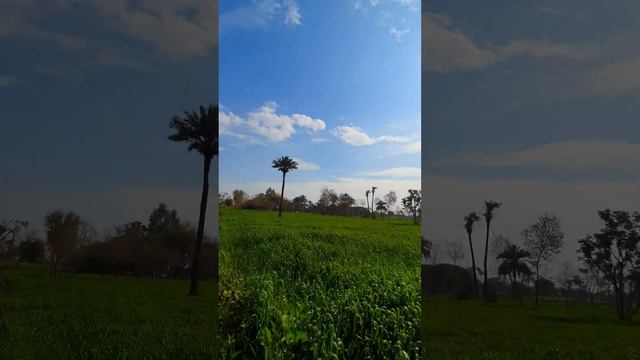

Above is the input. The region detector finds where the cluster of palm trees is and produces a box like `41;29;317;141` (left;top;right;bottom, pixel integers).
462;200;503;300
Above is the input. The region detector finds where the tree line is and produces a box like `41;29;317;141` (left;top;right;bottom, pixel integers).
423;201;640;321
219;186;422;223
0;204;217;280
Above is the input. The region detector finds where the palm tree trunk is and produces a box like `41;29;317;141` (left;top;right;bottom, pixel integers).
483;220;490;299
189;155;211;296
535;262;540;306
467;232;478;296
365;196;370;217
278;172;286;217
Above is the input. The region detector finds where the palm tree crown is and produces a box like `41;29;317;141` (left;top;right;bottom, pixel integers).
272;156;298;174
464;212;481;234
168;105;218;158
497;244;532;277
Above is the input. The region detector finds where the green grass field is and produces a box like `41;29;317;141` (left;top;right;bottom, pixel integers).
2;208;637;359
0;264;219;360
421;297;640;360
218;208;422;359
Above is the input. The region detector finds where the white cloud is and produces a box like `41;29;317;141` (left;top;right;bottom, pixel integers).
437;140;640;172
219;102;326;143
390;0;419;12
423;11;596;73
389;25;410;41
0;75;19;87
292;158;319;170
397;140;420;154
311;138;329;143
363;167;421;178
576;56;640;96
331;125;410;146
283;0;301;27
221;0;301;31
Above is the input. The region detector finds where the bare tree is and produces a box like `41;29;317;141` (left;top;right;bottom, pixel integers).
522;214;565;306
445;239;466;266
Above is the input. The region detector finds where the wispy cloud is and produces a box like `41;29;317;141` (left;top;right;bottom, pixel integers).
396;140;420;154
362;167;420;178
292;158;319;170
437;140;640;172
423;11;597;73
221;0;302;32
331;125;410;146
310;138;329;143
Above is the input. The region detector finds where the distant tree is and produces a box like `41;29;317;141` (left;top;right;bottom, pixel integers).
402;189;422;224
292;195;308;212
232;189;247;208
17;230;45;263
482;200;502;299
375;200;388;218
219;192;233;207
522;214;565;306
558;260;576;307
0;219;28;257
579;262;606;304
383;191;397;214
338;193;356;215
463;212;481;296
445;239;466;266
578;209;640;321
45;210;83;276
370;186;378;218
168;104;218;296
272;156;298;217
497;244;532;305
365;190;371;216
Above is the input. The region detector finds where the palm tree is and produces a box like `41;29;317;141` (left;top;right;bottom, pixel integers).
371;186;377;218
464;212;481;296
168;105;218;296
365;190;371;216
482;200;501;299
497;244;532;305
375;200;387;217
272;156;298;217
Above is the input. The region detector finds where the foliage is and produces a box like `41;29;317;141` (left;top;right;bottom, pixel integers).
578;209;640;321
401;189;422;224
522;214;564;305
219;208;421;358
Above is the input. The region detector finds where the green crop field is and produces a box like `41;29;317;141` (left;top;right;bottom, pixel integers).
218;208;422;359
0;264;219;360
421;297;640;360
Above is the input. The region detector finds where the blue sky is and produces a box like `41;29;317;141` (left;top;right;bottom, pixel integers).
219;0;421;204
421;0;640;275
1;0;218;232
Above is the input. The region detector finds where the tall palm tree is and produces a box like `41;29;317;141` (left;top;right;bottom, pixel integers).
497;244;532;305
482;200;501;299
371;186;377;218
365;190;371;216
168;104;218;296
464;211;481;296
272;156;298;217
